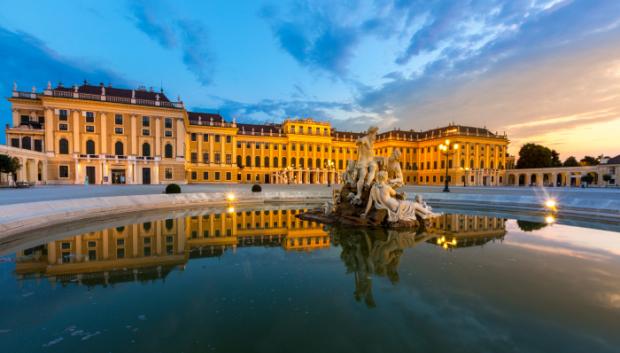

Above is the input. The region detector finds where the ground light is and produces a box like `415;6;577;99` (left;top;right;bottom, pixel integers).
544;198;557;210
545;215;556;224
226;192;236;201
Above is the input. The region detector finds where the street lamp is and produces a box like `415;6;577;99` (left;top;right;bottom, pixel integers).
439;139;459;192
325;159;335;187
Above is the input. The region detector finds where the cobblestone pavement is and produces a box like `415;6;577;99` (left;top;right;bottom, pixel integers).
0;183;618;205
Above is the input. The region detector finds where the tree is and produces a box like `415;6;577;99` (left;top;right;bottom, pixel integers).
517;220;547;232
0;154;20;175
516;143;554;169
580;156;599;166
580;173;594;185
603;174;612;185
563;156;579;167
551;149;562;167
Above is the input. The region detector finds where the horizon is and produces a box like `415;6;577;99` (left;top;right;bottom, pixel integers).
1;0;619;160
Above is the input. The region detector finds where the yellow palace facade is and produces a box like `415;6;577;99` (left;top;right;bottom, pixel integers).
4;82;509;186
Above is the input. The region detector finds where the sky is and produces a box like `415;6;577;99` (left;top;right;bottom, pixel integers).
1;0;619;159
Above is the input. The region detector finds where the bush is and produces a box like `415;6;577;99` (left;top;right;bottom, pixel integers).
165;183;181;194
251;184;262;192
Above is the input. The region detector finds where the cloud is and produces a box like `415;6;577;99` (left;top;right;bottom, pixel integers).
0;26;126;143
128;2;215;85
176;20;215;86
129;0;176;48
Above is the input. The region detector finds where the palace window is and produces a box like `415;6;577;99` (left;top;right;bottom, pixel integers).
86;140;96;155
226;154;232;164
226;135;232;143
59;123;68;131
237;142;242;148
165;144;173;158
215;172;221;181
191;171;197;180
215;153;221;164
282;157;287;167
264;156;269;167
165;130;172;137
86;112;95;123
142;116;150;127
10;138;19;148
115;141;124;156
191;153;198;163
203;134;209;142
255;143;260;149
115;114;123;125
226;172;232;181
59;165;69;178
215;135;221;143
165;118;173;129
86;125;95;133
59;138;69;154
255;156;260;167
142;128;149;136
59;110;68;121
191;133;197;141
115;127;123;134
273;157;279;168
203;172;209;180
142;143;151;157
246;156;251;166
203;153;210;163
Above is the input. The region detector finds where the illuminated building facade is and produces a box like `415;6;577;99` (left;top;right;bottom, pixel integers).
4;82;509;186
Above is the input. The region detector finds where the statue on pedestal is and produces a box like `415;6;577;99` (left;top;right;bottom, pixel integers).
386;148;404;189
351;126;379;205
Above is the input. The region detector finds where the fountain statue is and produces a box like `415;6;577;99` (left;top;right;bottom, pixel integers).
298;126;440;229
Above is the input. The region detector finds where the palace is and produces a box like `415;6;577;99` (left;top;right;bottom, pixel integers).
3;82;509;186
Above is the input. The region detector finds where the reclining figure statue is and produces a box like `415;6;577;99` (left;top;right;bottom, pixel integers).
361;171;440;223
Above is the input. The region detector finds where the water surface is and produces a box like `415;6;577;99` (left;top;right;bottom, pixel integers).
0;206;619;353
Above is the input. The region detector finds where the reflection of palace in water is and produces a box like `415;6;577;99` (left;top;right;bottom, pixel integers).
333;214;507;307
426;214;506;249
15;208;329;285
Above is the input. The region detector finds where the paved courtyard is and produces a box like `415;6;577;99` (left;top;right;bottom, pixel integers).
1;183;619;205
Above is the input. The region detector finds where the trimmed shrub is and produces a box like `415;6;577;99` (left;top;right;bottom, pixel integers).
165;183;181;194
251;184;262;192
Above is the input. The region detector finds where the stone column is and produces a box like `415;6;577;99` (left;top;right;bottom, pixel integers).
131;115;138;155
44;109;54;153
100;112;107;154
12;109;19;127
153;162;160;184
537;173;544;187
155;117;161;156
72;110;81;153
176;118;185;159
197;131;203;162
74;159;81;184
209;133;215;165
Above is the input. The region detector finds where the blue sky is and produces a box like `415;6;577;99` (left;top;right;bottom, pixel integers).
1;0;619;158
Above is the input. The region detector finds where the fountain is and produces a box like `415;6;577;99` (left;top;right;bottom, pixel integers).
298;126;440;228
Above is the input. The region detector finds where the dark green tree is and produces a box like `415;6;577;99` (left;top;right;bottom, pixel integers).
0;154;20;175
580;156;599;166
551;149;562;167
581;173;594;184
563;156;579;167
516;143;554;169
602;174;612;184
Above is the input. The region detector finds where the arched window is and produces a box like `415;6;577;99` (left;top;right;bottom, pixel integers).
316;159;321;168
273;157;278;168
308;159;313;168
255;156;261;167
480;160;485;169
142;143;151;157
59;138;69;154
165;219;174;230
246;156;251;167
237;155;242;167
164;143;173;158
291;157;296;168
299;158;305;168
470;159;474;169
21;136;31;150
86;140;96;155
264;156;269;168
115;141;124;156
282;157;287;167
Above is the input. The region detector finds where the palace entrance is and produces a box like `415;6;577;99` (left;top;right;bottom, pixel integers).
142;167;151;185
111;169;126;184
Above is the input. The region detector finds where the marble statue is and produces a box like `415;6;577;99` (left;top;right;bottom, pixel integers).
351;126;379;205
386;148;404;189
342;160;358;187
362;171;440;223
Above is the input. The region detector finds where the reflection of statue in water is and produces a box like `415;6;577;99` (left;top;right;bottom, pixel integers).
332;226;429;308
363;171;439;223
351;126;379;205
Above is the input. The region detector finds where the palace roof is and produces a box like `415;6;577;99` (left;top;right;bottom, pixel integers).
187;111;224;125
54;83;171;102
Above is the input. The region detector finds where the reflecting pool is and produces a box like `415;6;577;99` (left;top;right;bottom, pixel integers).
0;205;619;353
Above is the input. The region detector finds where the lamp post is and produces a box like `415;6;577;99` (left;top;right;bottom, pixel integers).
325;159;334;187
439;139;459;192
